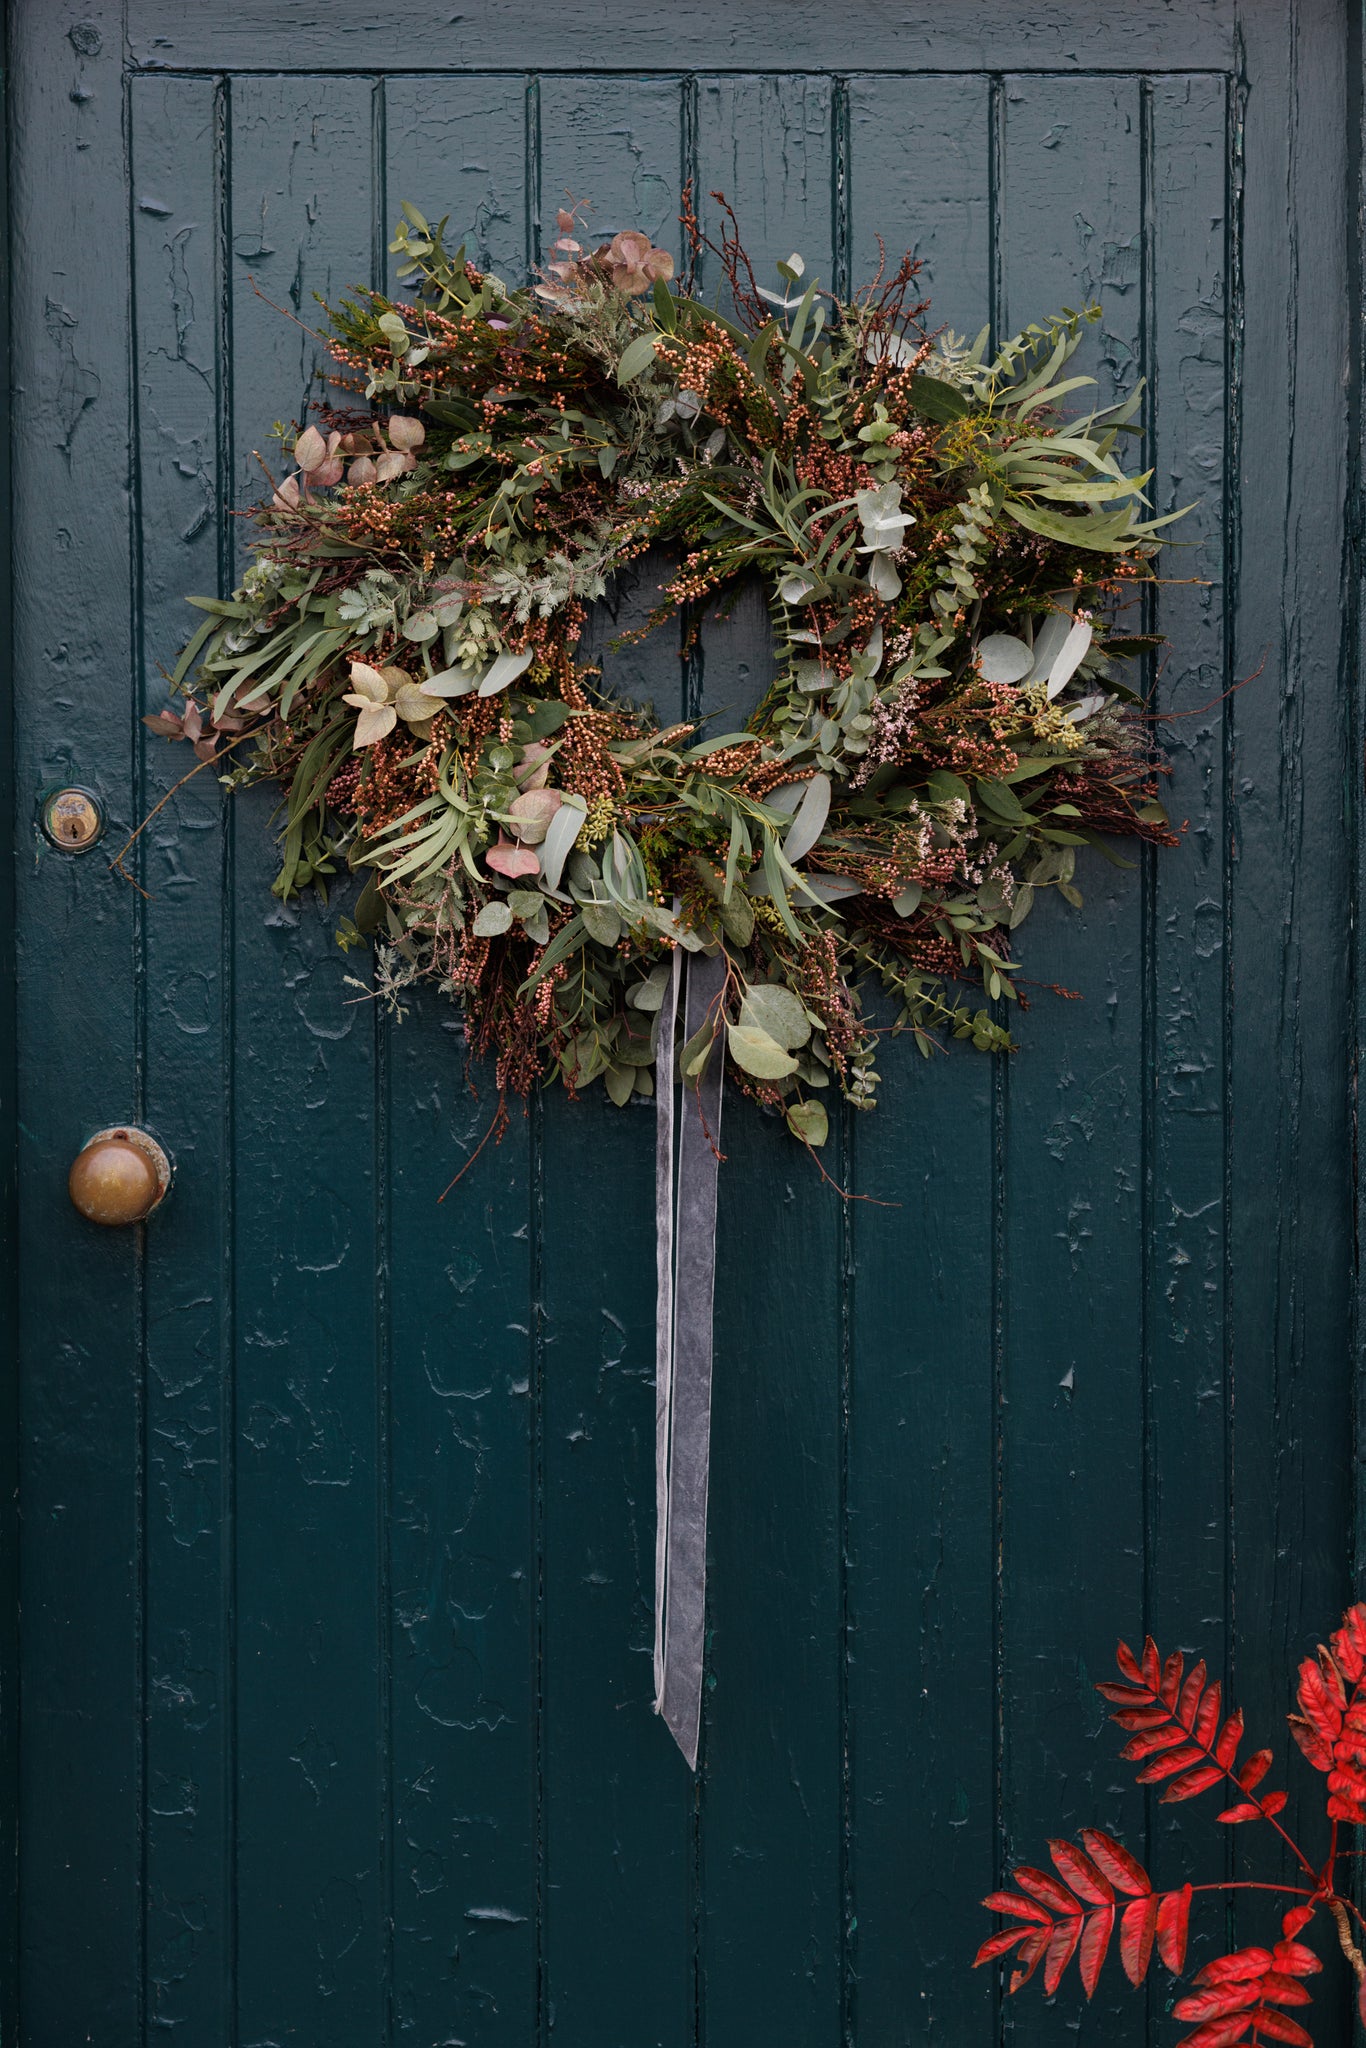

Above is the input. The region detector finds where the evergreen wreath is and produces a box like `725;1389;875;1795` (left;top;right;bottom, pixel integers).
148;192;1185;1150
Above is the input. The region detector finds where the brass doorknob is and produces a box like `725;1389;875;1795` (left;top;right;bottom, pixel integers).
68;1126;172;1226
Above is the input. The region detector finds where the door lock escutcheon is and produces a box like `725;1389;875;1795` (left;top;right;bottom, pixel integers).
41;786;105;851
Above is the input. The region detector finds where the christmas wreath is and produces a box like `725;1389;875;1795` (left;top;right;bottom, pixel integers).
151;194;1184;1150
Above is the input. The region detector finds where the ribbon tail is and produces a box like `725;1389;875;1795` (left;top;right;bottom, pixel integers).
655;947;727;1769
652;944;682;1710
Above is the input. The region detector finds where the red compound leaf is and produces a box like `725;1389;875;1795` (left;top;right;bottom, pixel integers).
1288;1602;1366;1820
977;1835;1190;2002
1098;1638;1284;1815
1172;1917;1322;2048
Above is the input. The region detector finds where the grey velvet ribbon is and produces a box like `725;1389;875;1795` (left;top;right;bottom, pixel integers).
653;944;727;1769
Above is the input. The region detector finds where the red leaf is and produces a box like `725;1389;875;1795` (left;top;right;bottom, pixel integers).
1270;1942;1322;1978
1162;1764;1226;1802
1175;1980;1261;2021
1191;1949;1274;1989
981;1890;1051;1924
1013;1867;1079;1916
1288;1716;1334;1772
1116;1640;1144;1685
1097;1679;1151;1704
1122;1725;1195;1762
1048;1838;1113;1906
1136;1744;1207;1784
1293;1657;1342;1762
1078;1905;1114;1998
1120;1893;1159;1985
1043;1914;1083;1995
1259;1975;1313;2005
1334;1603;1366;1684
1194;1680;1222;1747
1112;1704;1179;1731
1262;1789;1289;1816
1315;1647;1348;1710
1010;1928;1050;1993
1250;2010;1314;2048
1328;1778;1366;1823
1215;1710;1244;1768
1079;1829;1151;1897
1282;1907;1316;1939
974;1927;1031;1967
1160;1650;1185;1709
1141;1638;1162;1690
1177;2018;1257;2048
1238;1748;1273;1791
1215;1802;1262;1824
1157;1884;1193;1974
1177;1660;1209;1730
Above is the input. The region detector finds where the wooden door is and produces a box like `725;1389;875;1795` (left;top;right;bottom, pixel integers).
7;3;1359;2043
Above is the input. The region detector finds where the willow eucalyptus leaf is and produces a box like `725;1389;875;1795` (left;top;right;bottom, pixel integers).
782;773;831;863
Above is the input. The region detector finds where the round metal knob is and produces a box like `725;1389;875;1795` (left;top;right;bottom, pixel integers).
68;1126;171;1226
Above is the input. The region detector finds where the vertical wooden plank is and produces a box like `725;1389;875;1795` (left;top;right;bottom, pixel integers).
849;74;991;325
844;73;998;2046
1143;74;1231;1938
132;72;236;2042
381;76;541;2047
538;75;682;267
996;75;1149;2048
694;76;835;296
692;76;845;2048
1230;0;1355;1906
533;74;695;2048
12;5;142;2037
385;74;528;287
228;74;387;2048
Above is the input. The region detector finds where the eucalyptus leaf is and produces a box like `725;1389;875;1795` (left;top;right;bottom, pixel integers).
473;901;513;937
785;1099;829;1147
782;772;831;863
1045;617;1094;699
739;983;811;1050
604;1063;635;1107
538;798;587;893
581;902;622;947
421;664;477;698
977;632;1034;684
727;1024;799;1081
628;963;672;1013
478;648;536;696
616;333;658;385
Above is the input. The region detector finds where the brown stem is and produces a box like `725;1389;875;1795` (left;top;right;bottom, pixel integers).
108;727;270;894
1328;1896;1366;1984
437;1092;509;1201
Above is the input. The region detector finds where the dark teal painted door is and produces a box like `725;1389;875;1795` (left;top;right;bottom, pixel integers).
9;2;1360;2042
